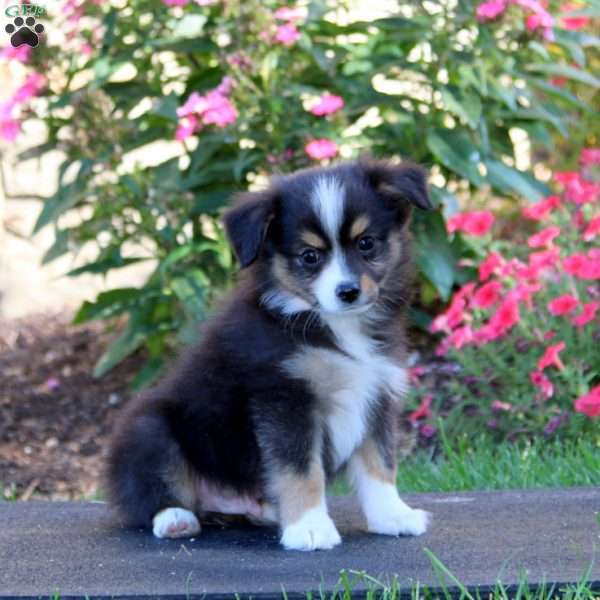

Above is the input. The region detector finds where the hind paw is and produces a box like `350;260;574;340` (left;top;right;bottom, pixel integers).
152;507;201;539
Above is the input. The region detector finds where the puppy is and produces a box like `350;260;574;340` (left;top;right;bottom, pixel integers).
107;157;432;551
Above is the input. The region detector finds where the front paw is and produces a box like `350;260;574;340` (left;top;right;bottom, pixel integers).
152;507;201;539
280;510;342;551
367;506;430;537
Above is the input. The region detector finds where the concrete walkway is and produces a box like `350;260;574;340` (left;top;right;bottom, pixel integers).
1;488;599;599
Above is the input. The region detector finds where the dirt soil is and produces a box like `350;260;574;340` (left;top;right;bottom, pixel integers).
0;312;144;501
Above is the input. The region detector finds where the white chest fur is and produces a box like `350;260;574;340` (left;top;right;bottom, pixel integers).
282;317;407;470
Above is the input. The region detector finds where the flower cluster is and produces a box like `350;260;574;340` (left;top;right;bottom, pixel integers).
425;147;599;438
476;0;590;41
175;77;237;141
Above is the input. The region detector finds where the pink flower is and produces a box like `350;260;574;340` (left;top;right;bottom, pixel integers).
408;394;432;422
572;301;599;328
560;2;589;30
479;251;505;281
0;44;31;62
537;341;566;371
430;287;472;333
548;294;579;316
419;424;437;438
0;100;19;141
530;370;554;399
201;92;237;127
447;211;495;236
305;138;338;160
580;148;600;166
13;73;45;103
491;400;512;411
408;366;425;384
582;215;600;242
522;195;561;221
512;281;541;308
472;281;502;309
216;76;235;96
175;114;199;141
309;94;345;117
274;6;305;21
565;176;599;205
447;325;474;349
528;226;560;248
274;23;300;45
476;0;507;21
574;385;600;418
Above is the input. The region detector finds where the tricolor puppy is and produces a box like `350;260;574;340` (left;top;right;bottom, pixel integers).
107;158;432;551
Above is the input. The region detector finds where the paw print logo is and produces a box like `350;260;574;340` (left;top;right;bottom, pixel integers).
5;16;44;48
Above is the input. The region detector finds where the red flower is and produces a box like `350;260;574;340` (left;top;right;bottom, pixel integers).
522;195;560;221
408;395;432;422
527;226;560;248
487;296;520;337
530;370;554;399
529;247;560;272
408;366;425;384
560;3;590;30
479;251;505;281
572;301;599;328
304;138;338;160
554;171;579;186
537;341;566;371
583;215;600;242
447;325;474;349
472;281;502;309
574;385;600;418
548;294;579;316
563;252;600;280
447;211;495;236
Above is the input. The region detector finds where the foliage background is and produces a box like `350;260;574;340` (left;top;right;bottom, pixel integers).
5;0;599;394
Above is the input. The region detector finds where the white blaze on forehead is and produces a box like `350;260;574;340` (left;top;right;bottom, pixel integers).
310;176;345;242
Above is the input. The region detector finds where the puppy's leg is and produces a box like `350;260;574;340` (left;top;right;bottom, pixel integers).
272;461;341;551
348;438;429;537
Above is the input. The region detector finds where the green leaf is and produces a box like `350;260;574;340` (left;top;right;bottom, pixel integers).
73;288;144;324
171;272;207;321
130;357;165;391
66;247;147;277
426;129;484;187
485;160;550;201
93;319;146;378
33;159;94;234
440;87;482;129
414;211;457;301
151;94;179;122
525;63;600;88
42;229;70;265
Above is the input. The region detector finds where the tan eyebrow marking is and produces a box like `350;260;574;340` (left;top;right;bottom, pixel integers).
350;214;370;239
300;230;327;249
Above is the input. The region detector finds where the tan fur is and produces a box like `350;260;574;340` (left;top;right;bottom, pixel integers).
300;230;327;249
350;214;370;239
164;456;198;511
360;273;377;296
282;347;354;411
270;463;325;526
272;254;313;302
356;439;396;484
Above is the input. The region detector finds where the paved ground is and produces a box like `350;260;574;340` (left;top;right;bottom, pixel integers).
1;488;599;599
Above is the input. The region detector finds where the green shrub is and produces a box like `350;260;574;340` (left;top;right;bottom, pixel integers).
5;0;598;385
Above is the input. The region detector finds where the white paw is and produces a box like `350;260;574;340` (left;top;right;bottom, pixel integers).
280;507;341;551
152;507;201;539
368;506;430;537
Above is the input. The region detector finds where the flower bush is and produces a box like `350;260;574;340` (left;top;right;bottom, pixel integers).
2;0;599;385
411;148;599;440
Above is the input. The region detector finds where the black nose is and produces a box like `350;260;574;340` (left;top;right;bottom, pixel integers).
336;282;360;304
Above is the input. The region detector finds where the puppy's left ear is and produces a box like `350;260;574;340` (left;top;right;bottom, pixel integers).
361;158;433;213
223;189;277;268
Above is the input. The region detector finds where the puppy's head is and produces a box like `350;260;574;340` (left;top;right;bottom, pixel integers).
223;158;432;317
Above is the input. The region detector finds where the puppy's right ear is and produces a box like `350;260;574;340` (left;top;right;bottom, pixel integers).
223;189;277;268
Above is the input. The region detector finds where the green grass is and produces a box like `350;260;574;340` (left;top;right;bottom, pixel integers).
395;436;600;493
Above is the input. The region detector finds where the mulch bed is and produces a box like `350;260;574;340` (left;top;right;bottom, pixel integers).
0;313;143;500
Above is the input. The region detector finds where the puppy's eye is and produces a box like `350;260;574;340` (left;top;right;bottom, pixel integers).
301;248;321;266
358;236;375;253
